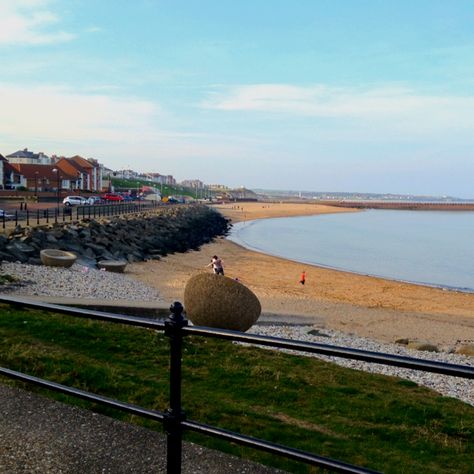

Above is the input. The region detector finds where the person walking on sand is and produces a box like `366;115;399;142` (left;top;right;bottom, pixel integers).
299;271;306;285
207;255;224;275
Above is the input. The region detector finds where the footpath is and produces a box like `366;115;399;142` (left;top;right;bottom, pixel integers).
0;384;282;473
0;296;285;473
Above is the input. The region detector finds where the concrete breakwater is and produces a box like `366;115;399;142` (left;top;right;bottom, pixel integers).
0;205;230;266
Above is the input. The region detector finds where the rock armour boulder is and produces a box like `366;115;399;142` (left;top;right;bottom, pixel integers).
184;273;261;332
0;205;229;266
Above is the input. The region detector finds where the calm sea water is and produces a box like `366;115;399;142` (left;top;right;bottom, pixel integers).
228;210;474;292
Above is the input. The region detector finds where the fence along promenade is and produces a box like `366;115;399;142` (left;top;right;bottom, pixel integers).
0;201;156;230
0;295;473;473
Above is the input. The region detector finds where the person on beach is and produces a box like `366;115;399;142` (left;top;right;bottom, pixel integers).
207;255;224;275
299;271;306;285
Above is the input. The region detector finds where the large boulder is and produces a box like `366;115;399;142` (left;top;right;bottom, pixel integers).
184;273;261;332
40;249;77;268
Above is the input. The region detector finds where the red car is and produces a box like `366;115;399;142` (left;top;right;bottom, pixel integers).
102;193;124;201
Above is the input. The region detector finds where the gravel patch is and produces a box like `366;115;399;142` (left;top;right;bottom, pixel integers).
251;324;474;407
0;262;161;302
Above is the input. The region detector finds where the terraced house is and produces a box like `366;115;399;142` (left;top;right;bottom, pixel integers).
1;149;105;192
54;155;103;192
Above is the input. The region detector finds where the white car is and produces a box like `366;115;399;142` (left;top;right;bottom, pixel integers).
86;196;102;205
63;196;87;206
0;209;14;220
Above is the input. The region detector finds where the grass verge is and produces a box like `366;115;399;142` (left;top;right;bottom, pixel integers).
0;304;473;473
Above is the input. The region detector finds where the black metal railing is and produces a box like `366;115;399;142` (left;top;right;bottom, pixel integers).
0;201;160;229
0;295;472;473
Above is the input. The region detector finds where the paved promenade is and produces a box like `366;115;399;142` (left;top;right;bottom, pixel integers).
0;383;283;473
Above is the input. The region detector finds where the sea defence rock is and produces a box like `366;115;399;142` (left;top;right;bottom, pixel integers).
184;273;261;332
0;205;230;266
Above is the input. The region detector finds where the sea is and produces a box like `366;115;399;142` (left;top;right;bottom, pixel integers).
228;209;474;293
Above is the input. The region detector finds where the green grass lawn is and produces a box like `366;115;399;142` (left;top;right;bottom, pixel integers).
111;177;199;199
0;304;472;473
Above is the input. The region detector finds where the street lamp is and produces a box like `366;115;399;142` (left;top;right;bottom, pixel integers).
34;171;39;197
52;168;60;209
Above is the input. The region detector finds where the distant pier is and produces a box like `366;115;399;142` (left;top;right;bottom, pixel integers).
319;201;474;211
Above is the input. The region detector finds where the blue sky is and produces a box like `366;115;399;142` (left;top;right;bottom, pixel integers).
1;0;473;197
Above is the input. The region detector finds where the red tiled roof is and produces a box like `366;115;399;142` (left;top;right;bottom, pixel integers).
10;164;77;180
56;157;88;174
70;155;95;169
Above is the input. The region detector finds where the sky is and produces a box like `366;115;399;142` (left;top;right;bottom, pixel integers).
1;0;474;197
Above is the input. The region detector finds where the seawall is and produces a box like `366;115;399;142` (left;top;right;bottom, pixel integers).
0;205;230;266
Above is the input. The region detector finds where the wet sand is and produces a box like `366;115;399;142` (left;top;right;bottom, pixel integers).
128;202;474;347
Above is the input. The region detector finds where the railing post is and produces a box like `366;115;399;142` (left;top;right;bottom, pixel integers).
164;301;188;474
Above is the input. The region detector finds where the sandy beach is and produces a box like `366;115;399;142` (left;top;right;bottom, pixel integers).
128;202;474;347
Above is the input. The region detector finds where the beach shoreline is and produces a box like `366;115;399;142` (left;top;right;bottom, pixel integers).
128;202;474;347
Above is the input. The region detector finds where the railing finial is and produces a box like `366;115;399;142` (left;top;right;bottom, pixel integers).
170;301;183;318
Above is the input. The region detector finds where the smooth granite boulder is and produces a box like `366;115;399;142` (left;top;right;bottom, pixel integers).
97;260;127;273
40;249;77;268
184;273;261;332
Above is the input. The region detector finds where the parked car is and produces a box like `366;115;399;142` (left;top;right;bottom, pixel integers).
63;196;88;206
102;193;124;202
86;196;102;205
0;209;14;220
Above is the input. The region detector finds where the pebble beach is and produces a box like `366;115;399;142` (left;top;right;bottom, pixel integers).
0;261;161;302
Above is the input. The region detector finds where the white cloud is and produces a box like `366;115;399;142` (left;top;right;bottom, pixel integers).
0;0;74;46
203;83;474;134
0;82;250;172
0;83;160;145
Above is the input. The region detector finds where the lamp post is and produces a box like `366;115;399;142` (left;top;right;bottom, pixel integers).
34;171;39;197
52;168;60;209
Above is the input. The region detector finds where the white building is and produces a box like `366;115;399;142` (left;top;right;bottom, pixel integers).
6;148;51;165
